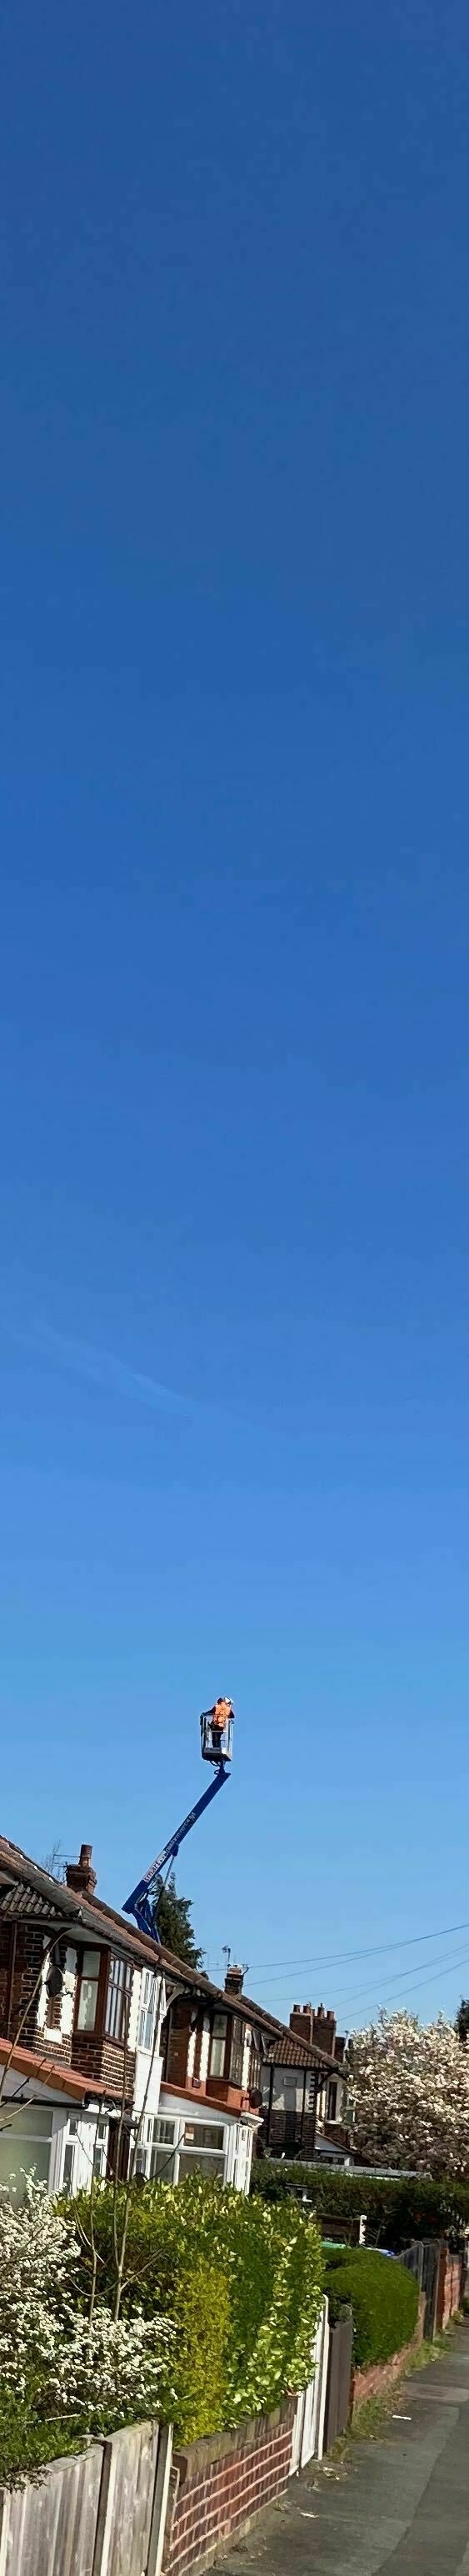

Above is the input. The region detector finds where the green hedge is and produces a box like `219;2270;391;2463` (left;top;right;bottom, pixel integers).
322;2247;419;2368
69;2174;324;2443
0;2394;89;2491
252;2162;469;2248
164;2255;230;2442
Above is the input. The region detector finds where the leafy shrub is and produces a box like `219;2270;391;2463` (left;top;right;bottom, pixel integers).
168;2258;231;2443
0;2392;89;2490
322;2247;419;2368
252;2161;469;2248
69;2173;324;2441
0;2177;172;2453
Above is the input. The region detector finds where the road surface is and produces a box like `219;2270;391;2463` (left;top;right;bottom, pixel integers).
222;2320;469;2574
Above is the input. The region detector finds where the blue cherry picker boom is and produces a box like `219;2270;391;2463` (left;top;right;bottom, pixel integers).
123;1699;234;1943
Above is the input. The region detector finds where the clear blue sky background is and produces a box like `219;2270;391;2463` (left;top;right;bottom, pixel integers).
2;0;469;2030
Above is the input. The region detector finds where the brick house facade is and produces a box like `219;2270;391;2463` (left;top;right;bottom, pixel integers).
259;2002;349;2161
0;1834;342;2198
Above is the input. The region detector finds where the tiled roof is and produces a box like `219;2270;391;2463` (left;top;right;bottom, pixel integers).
0;1836;335;2071
0;2037;112;2104
257;2030;326;2068
0;1839;172;1964
0;1882;65;1923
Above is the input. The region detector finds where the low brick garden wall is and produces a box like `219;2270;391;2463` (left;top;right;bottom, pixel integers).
437;2248;464;2332
162;2398;297;2576
351;2293;425;2419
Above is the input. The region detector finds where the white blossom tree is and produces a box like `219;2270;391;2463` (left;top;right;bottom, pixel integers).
347;2009;469;2176
0;2176;174;2428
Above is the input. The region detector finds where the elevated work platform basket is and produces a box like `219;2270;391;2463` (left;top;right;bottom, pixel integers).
200;1707;234;1767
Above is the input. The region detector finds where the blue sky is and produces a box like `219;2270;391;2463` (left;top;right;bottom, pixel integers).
2;0;469;2028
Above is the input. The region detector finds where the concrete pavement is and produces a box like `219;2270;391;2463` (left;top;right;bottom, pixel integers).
222;2323;469;2574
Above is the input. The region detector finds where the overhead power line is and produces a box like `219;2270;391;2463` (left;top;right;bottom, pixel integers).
347;1948;469;2021
324;1943;469;2019
270;1937;469;2019
247;1917;469;1985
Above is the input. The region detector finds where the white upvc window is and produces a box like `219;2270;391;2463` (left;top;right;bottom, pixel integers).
93;2117;109;2179
209;2012;227;2078
135;2113;177;2182
77;1949;101;2032
60;2111;110;2197
178;2117;225;2182
133;2112;227;2186
0;2105;54;2196
138;1970;157;2052
62;2116;79;2196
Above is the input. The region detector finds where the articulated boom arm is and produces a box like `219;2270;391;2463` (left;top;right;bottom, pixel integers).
123;1765;228;1944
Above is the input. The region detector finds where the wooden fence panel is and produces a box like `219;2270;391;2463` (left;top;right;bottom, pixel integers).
0;2420;172;2576
93;2422;162;2576
419;2241;440;2340
306;2295;329;2465
290;2298;330;2473
0;2443;103;2576
400;2239;442;2341
323;2311;353;2449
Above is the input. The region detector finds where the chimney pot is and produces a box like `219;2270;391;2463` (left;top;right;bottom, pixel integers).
224;1963;245;1996
65;1843;97;1897
289;2001;337;2056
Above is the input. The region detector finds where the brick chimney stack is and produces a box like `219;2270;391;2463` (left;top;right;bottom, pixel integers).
224;1963;245;1996
289;2002;337;2057
65;1843;97;1897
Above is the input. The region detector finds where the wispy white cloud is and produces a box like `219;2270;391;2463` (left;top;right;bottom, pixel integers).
32;1323;205;1421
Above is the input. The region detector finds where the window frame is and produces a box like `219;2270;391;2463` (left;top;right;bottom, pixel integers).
183;2120;225;2150
249;2026;262;2093
137;1968;157;2054
93;2116;109;2179
0;2107;54;2197
178;2145;225;2181
105;1954;133;2047
137;2114;177;2183
74;1947;103;2036
209;2011;228;2079
227;2014;244;2088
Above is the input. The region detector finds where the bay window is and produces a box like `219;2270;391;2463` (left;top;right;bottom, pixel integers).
209;2012;227;2078
228;2016;244;2087
106;1955;132;2044
76;1949;101;2032
138;1969;157;2052
249;2027;262;2092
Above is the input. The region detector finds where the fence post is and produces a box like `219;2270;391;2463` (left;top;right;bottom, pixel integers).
147;2426;173;2576
92;2438;116;2576
0;2493;10;2576
314;2296;329;2462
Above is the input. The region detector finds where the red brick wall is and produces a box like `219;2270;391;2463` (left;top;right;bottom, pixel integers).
437;2248;463;2331
32;2022;72;2064
163;2400;296;2576
263;2109;317;2157
351;2295;425;2418
0;1922;46;2043
70;2032;136;2099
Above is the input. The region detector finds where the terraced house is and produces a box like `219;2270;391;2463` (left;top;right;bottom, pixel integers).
259;1998;349;2160
0;1832;342;2196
